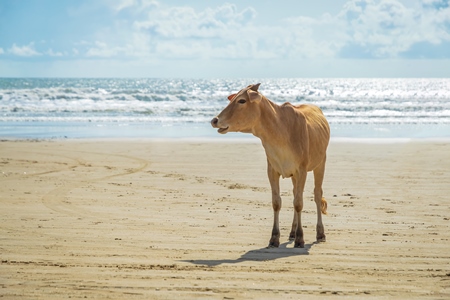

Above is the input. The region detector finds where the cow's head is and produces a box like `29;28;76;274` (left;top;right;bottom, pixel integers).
211;83;262;134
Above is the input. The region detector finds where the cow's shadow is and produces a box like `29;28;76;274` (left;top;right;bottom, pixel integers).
182;241;317;267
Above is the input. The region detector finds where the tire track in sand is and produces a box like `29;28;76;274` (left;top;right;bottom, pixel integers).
1;151;80;180
40;150;149;219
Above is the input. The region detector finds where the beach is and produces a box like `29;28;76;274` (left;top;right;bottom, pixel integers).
1;139;449;299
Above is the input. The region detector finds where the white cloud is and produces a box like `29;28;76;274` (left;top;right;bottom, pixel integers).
83;37;147;58
111;0;136;12
86;41;120;57
133;3;256;39
284;0;450;58
6;44;65;58
79;2;261;60
8;43;41;56
0;48;4;55
111;0;158;13
46;48;64;57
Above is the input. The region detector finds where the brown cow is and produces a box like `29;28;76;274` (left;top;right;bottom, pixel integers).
211;83;330;248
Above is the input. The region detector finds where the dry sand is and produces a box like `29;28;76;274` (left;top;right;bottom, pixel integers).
1;139;449;299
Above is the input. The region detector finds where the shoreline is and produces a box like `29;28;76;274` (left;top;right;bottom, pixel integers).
2;135;450;144
1;121;450;140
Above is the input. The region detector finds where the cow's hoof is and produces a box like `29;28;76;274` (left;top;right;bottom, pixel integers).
268;240;280;248
288;232;295;241
316;234;326;243
294;241;305;248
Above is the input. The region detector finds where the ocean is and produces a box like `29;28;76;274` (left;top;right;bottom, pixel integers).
0;78;449;140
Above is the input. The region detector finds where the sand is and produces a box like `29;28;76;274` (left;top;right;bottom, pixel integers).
1;139;449;299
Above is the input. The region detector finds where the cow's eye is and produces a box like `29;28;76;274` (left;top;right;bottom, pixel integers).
238;99;246;104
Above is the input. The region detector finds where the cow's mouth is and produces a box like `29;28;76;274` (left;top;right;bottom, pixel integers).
218;127;229;134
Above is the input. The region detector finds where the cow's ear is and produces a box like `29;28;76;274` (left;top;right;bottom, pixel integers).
227;93;237;101
249;83;261;92
247;89;261;102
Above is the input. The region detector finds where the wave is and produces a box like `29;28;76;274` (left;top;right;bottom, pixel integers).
1;78;449;125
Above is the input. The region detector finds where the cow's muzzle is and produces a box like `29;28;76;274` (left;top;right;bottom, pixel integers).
211;117;219;127
211;117;229;134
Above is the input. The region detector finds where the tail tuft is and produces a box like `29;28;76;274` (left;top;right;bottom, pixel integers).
321;197;328;215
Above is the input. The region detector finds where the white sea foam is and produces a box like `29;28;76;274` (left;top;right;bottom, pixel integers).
1;78;449;138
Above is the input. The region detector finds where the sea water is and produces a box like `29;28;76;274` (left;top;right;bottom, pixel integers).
0;78;449;140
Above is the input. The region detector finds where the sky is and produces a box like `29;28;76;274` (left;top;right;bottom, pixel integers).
0;0;449;78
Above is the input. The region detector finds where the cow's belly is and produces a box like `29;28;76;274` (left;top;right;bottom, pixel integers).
267;154;298;178
277;163;296;178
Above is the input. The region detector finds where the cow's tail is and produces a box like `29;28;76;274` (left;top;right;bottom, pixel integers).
321;197;328;215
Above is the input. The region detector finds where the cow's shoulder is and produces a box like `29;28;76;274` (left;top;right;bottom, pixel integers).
277;103;309;150
278;102;308;125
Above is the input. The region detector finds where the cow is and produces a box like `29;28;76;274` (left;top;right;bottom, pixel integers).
211;83;330;248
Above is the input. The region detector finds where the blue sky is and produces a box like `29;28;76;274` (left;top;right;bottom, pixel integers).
0;0;449;77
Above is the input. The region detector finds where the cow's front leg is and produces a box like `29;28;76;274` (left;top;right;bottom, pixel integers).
292;170;307;248
268;162;281;248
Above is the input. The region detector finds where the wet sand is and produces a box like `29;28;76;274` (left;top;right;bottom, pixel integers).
1;139;449;299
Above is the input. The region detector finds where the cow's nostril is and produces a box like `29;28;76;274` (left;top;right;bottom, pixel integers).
211;117;219;126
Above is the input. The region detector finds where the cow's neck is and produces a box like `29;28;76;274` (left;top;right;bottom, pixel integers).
252;97;284;143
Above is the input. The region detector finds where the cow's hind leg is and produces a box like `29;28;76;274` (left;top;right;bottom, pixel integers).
289;212;298;241
313;157;327;242
292;169;307;248
268;162;281;248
